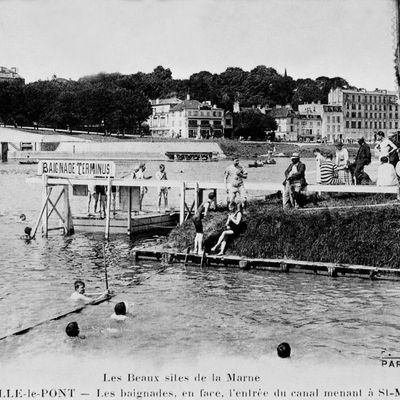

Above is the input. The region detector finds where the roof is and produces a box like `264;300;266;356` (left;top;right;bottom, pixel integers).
269;107;295;118
150;97;182;106
171;99;201;112
323;105;342;112
298;114;321;120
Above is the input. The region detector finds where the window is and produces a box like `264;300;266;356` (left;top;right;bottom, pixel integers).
358;121;361;129
346;121;350;128
327;116;331;123
337;116;341;123
358;112;361;118
351;121;356;128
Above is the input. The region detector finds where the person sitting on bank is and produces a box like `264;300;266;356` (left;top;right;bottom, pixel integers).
193;192;216;255
320;153;343;185
211;202;243;256
282;153;307;209
70;280;109;303
377;156;398;186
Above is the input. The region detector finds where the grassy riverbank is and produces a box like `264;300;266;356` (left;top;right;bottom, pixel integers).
166;195;400;268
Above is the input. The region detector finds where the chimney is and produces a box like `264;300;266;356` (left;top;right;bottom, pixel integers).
11;67;17;73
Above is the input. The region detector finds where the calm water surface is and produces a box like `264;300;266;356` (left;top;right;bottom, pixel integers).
0;159;393;366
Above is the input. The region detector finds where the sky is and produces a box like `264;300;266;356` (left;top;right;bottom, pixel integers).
0;0;397;91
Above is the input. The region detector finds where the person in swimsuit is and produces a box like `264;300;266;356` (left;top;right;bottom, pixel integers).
192;192;215;254
211;202;243;255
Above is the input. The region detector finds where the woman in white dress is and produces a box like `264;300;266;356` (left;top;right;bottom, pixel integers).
335;142;352;184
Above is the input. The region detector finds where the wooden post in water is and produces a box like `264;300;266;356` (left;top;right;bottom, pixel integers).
63;184;74;235
180;181;186;225
42;174;49;237
194;182;199;212
105;177;112;240
127;187;132;236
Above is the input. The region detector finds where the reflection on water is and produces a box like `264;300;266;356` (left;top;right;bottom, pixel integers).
0;160;394;366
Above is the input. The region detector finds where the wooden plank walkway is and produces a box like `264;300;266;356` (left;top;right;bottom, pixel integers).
131;248;400;281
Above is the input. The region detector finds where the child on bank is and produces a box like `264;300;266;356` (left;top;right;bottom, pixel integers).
70;280;109;303
192;192;216;254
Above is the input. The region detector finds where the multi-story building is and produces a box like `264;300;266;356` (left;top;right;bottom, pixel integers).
0;66;24;83
298;103;343;143
297;114;322;142
328;88;400;142
147;97;182;137
148;96;226;139
269;105;298;141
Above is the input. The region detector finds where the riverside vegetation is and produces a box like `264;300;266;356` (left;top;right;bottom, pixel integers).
166;195;400;268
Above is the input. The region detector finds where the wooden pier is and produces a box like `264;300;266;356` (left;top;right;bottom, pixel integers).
132;248;400;281
29;159;400;239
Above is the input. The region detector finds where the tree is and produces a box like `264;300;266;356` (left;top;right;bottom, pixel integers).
232;109;277;140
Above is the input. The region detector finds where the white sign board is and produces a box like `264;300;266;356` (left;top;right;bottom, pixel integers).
38;160;116;177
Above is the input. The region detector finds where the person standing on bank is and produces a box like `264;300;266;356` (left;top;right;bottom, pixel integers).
155;164;169;212
313;148;324;184
283;152;307;209
224;158;248;210
335;142;352;184
375;131;399;167
350;137;371;185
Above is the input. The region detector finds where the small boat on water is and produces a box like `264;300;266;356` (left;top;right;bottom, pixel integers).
248;159;276;168
19;159;39;165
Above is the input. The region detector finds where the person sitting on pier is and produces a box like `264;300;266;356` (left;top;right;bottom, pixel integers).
377;156;398;186
211;202;243;256
320;153;343;185
282;153;307;208
155;164;169;212
94;185;107;219
193;192;216;255
70;280;109;303
224;158;248;211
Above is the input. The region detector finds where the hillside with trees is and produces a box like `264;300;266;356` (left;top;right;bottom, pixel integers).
0;66;353;135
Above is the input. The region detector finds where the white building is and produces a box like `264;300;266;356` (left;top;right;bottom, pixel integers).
298;103;343;143
148;96;226;139
0;66;23;82
328;88;400;142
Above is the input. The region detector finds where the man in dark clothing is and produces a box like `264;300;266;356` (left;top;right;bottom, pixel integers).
350;137;371;184
283;152;307;208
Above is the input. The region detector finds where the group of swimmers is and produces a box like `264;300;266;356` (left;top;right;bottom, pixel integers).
66;280;130;338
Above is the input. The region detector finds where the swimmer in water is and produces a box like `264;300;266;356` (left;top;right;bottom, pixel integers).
20;226;32;241
110;301;132;321
70;280;109;303
19;213;26;222
277;342;291;358
65;321;85;339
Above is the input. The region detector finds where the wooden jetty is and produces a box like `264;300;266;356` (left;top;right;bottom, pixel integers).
29;158;400;239
132;248;400;281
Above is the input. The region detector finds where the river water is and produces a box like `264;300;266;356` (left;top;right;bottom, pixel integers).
0;158;396;374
